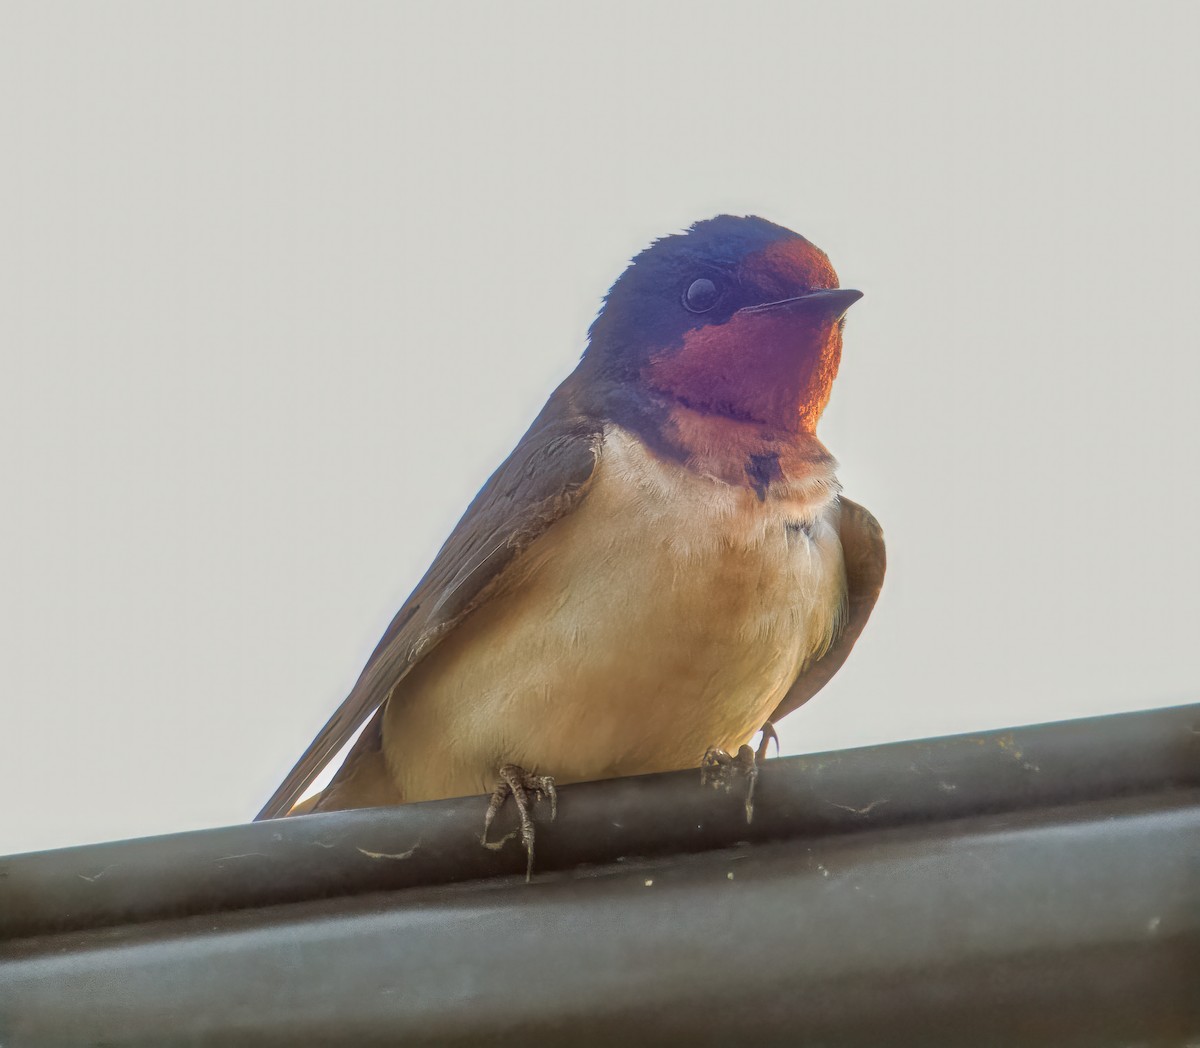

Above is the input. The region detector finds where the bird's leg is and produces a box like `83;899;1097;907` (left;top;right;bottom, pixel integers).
480;763;557;882
702;722;778;824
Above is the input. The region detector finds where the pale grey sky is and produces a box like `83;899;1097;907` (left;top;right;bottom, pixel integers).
2;1;1197;855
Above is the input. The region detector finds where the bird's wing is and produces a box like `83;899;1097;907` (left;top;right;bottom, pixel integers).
255;388;603;820
768;497;885;724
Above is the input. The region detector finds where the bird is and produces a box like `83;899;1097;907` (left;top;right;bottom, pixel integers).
256;215;885;878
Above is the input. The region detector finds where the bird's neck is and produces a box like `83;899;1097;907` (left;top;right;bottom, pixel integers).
567;364;838;501
595;385;836;501
652;401;838;499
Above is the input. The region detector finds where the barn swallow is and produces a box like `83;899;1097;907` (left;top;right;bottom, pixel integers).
256;215;885;878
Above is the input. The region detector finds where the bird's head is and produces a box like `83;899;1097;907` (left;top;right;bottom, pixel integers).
584;215;861;435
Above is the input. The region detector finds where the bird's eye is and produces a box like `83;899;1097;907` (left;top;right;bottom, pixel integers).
683;277;720;313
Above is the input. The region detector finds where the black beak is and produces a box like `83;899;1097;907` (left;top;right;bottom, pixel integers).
738;287;864;321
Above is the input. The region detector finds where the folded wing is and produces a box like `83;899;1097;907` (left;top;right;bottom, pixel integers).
769;497;886;724
255;388;603;820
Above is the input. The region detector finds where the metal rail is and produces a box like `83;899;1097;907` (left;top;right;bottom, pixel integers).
2;704;1198;1045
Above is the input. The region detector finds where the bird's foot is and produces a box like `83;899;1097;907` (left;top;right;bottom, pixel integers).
480;763;557;882
701;722;779;824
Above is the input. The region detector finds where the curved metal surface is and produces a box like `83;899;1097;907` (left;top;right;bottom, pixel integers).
1;704;1198;1045
2;703;1197;940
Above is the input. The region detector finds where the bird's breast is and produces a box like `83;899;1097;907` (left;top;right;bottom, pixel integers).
384;423;847;801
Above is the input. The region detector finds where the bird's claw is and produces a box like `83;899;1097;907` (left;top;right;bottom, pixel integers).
755;721;780;762
702;723;777;824
481;763;557;882
702;744;759;823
